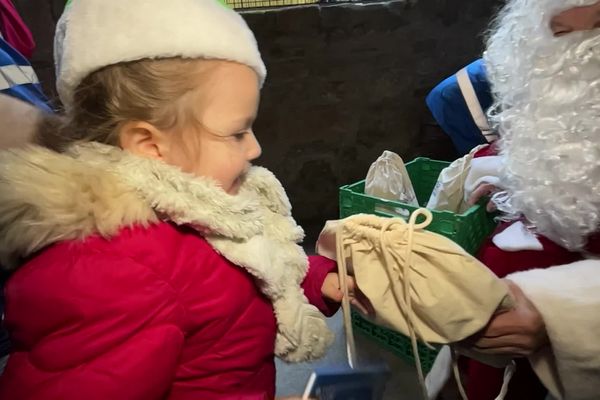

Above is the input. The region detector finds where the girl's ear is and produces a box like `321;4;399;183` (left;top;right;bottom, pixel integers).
118;121;171;160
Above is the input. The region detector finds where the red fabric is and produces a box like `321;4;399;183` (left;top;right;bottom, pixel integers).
473;142;499;158
584;231;600;255
302;255;340;317
467;358;547;400
0;0;35;59
477;222;583;279
0;222;337;400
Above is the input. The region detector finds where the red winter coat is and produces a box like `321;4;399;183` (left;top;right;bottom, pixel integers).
0;145;338;400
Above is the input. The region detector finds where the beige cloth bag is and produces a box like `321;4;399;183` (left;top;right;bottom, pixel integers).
317;209;514;399
319;209;512;344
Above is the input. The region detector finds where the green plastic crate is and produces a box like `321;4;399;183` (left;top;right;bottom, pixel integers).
224;0;318;9
339;157;497;371
339;157;496;255
352;310;439;373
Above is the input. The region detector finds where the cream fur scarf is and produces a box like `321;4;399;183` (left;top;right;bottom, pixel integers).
0;143;333;362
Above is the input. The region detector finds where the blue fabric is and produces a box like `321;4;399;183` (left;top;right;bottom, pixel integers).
426;59;493;155
0;37;52;112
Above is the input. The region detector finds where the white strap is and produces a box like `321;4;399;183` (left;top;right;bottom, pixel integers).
451;349;516;400
494;361;517;400
456;67;497;143
452;348;469;400
336;224;358;369
0;64;38;91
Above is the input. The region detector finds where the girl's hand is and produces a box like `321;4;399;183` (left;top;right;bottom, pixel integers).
465;280;549;357
321;273;375;316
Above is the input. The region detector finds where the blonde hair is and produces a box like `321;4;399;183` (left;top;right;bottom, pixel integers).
38;57;212;151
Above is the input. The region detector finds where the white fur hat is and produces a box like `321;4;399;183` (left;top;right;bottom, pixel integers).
54;0;267;109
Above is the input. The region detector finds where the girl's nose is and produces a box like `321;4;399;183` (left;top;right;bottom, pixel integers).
246;131;262;161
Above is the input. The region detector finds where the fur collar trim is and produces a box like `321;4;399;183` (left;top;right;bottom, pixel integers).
0;143;333;362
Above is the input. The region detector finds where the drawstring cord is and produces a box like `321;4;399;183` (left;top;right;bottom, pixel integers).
335;209;514;400
380;209;434;400
335;209;434;398
336;219;358;368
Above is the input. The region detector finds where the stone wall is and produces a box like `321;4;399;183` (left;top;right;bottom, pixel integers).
13;0;501;240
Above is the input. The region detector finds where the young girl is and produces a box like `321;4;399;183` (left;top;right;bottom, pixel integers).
0;1;353;398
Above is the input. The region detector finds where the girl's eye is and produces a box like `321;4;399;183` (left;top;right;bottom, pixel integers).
233;132;247;141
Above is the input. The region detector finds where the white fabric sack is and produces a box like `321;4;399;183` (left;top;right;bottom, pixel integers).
426;145;487;213
365;151;418;206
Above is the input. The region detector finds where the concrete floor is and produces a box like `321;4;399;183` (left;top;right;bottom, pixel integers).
275;311;423;399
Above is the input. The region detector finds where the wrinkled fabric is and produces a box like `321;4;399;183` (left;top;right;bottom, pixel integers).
317;210;512;344
426;145;487;213
365;151;418;206
319;210;514;400
426;59;493;155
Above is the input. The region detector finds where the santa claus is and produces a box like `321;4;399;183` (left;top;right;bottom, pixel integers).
461;1;600;399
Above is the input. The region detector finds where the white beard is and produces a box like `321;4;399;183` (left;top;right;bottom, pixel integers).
484;0;600;250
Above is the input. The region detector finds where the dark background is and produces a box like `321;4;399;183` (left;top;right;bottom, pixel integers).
14;0;502;241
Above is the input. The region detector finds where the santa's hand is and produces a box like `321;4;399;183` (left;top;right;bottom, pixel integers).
467;182;498;212
321;273;375;316
465;280;549;357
